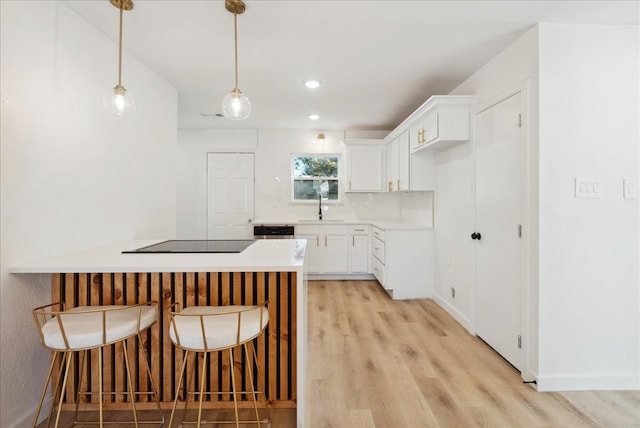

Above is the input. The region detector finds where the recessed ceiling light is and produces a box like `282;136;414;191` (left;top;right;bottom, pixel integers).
304;80;320;89
308;114;320;121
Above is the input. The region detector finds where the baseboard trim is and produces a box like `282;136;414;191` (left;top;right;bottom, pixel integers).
536;373;640;391
432;291;473;334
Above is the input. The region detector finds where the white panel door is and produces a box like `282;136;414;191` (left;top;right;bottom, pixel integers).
206;153;254;239
474;92;523;370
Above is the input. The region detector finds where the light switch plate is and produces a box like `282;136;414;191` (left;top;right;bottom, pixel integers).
575;177;602;198
623;178;637;199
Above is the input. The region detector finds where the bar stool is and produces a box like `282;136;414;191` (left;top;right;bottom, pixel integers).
32;301;164;427
167;302;271;428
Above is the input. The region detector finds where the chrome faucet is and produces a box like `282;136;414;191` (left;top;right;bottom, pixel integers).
318;194;323;220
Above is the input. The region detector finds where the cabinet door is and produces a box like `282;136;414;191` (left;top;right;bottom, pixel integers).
409;121;423;152
386;139;399;192
422;111;439;145
350;234;369;273
397;131;410;191
346;144;386;192
297;234;321;273
323;234;349;273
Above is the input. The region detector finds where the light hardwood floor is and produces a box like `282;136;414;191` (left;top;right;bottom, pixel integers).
39;280;639;428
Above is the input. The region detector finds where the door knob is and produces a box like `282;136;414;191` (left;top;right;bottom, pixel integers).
471;232;482;240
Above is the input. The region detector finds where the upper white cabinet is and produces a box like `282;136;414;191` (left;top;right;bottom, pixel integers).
408;96;474;153
387;130;434;192
344;140;386;192
386;132;409;192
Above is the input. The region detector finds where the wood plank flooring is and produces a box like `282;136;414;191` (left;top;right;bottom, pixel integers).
39;280;639;428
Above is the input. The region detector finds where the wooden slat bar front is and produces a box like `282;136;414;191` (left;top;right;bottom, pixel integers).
52;271;297;410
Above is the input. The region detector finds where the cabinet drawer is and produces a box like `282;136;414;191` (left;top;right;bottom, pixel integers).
372;226;385;242
372;236;385;264
372;256;385;286
349;225;369;235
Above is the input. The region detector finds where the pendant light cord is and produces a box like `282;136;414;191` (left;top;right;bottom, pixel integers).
233;12;239;91
118;5;123;87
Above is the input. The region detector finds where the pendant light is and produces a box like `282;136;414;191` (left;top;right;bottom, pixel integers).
221;0;251;120
103;0;136;116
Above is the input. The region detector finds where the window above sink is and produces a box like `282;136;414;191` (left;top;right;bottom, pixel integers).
291;154;341;202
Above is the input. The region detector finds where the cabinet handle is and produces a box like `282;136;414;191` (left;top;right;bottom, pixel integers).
316;236;319;246
325;236;327;246
352;236;355;246
354;228;365;232
349;180;352;191
397;179;400;190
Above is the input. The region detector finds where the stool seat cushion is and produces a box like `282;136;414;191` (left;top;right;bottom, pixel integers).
41;305;158;351
169;305;269;351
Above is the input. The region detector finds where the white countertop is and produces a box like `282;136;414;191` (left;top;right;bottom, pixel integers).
253;218;432;230
10;239;308;274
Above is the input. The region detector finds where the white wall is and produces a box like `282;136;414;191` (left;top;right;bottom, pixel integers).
0;2;178;426
176;128;433;239
536;23;639;390
437;22;639;390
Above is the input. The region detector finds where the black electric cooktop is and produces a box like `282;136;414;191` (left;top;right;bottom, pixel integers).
123;240;256;254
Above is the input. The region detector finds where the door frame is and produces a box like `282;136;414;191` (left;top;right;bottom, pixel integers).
471;79;536;382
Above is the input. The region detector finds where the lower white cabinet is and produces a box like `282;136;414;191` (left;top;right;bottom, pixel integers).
349;225;370;273
297;224;370;274
371;225;433;299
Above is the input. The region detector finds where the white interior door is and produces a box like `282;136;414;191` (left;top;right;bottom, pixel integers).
207;153;254;239
474;92;523;370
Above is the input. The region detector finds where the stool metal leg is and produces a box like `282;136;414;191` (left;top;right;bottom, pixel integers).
229;348;240;428
243;343;261;427
52;351;74;428
98;346;103;427
196;352;208;427
122;340;139;427
169;350;190;428
136;333;164;423
32;350;59;428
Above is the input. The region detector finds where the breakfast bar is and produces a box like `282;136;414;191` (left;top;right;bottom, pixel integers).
11;239;308;428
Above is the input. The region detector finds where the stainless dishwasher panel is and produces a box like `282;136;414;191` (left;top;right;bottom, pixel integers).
253;224;295;239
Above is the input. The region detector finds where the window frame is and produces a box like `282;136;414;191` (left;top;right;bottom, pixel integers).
290;153;342;203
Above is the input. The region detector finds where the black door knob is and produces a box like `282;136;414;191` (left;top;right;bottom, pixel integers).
471;232;482;240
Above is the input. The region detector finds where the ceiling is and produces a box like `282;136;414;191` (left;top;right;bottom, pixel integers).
64;0;638;131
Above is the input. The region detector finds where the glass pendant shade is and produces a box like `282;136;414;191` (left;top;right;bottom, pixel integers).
222;88;251;120
103;84;136;116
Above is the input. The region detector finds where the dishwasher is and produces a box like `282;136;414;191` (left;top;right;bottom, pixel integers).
253;224;295;239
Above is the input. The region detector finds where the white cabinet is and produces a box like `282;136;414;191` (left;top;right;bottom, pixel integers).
371;225;434;299
387;130;434;191
323;231;349;273
386;133;410;192
344;140;386;192
297;224;369;274
409;96;473;153
296;231;321;273
349;225;370;273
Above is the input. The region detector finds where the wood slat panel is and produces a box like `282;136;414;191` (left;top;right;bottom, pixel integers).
51;271;297;410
